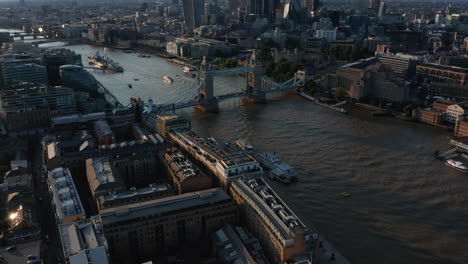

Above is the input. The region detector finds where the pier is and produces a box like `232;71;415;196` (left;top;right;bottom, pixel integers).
96;80;122;107
300;92;348;114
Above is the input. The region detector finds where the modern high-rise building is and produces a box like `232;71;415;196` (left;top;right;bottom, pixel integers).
305;0;320;14
378;1;386;17
0;58;48;87
352;0;368;12
182;0;205;28
283;0;304;22
59;65;99;91
368;0;380;10
42;49;82;86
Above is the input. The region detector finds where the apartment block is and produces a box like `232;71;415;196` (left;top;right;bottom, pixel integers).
97;188;237;263
48;167;85;224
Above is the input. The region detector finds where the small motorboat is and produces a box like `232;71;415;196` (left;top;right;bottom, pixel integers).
128;84;133;88
133;78;139;81
163;76;174;83
445;159;468;172
341;192;351;197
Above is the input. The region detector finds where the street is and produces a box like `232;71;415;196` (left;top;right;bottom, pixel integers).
31;139;63;264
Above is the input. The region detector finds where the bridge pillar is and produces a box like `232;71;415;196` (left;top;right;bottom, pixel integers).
198;56;219;113
33;35;37;39
20;36;24;40
247;50;266;103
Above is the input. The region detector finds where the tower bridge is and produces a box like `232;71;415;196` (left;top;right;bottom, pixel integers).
9;32;46;40
145;50;305;115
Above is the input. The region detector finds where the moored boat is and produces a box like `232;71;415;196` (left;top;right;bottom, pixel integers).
236;139;253;153
445;159;468;172
163;75;174;83
255;152;297;183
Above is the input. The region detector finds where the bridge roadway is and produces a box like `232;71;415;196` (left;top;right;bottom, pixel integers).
151;78;303;113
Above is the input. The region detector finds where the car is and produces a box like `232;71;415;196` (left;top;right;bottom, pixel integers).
5;246;15;251
27;254;38;260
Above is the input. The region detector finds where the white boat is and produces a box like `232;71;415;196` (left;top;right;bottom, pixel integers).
445;159;468;172
255;152;297;183
163;76;174;83
236;139;253;153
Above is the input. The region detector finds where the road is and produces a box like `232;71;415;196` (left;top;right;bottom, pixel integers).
31;139;63;264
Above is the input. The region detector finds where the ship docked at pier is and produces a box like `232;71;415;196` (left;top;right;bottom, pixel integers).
235;140;298;183
255;152;298;183
88;52;124;72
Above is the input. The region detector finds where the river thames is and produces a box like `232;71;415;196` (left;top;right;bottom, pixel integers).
40;42;468;264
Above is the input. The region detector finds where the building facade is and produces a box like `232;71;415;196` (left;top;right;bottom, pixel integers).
230;176;318;264
98;188;237;263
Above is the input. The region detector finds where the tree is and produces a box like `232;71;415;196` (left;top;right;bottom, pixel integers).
334;87;347;101
305;80;317;94
403;105;415;117
285;37;300;49
263;61;275;75
264;38;278;49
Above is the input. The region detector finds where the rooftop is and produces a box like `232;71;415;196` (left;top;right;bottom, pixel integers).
48;167;85;222
417;63;468;73
99;188;232;225
174;131;258;169
98;184;172;210
58;217;110;264
232;176;315;245
86;157;125;197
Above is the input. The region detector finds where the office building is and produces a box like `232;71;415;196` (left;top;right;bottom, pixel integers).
163;147;212;194
416;64;468;85
58;217;110;264
315;29;337;41
0;59;48;86
283;0;304;23
155;115;190;138
0;85;77;116
369;0;380;10
98;188;237;263
454;116;468;137
60;65;99;91
230;176;317;263
446;102;468;123
0;85;77;131
182;0;205;28
352;0;368;12
43;49;82;86
109;107;135;126
86;157;126;200
94;120;114;145
439;56;468;69
378;1;386;17
376;53;421;77
305;0;320;14
48;167;85;224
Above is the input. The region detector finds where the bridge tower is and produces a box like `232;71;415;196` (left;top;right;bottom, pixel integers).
246;50;266;103
198;56;219;112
